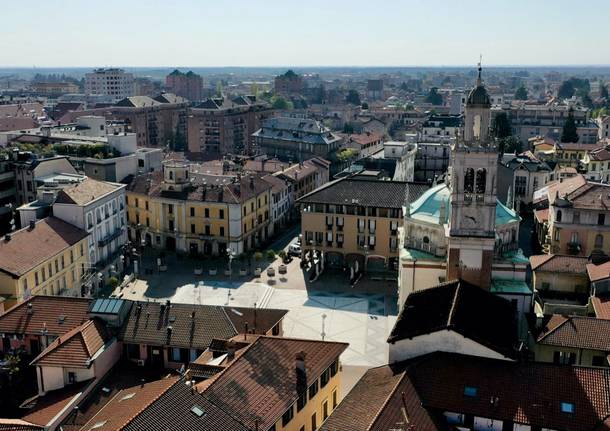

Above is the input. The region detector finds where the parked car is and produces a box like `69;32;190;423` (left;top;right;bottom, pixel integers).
288;243;301;256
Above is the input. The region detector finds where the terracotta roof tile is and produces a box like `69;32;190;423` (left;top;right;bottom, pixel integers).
0;217;88;277
119;301;286;351
202;336;348;431
535;315;610;351
78;377;178;431
530;254;589;274
54;178;122;206
31;319;109;368
0;296;91;337
408;352;610;431
21;381;91;427
320;365;439;431
592;296;610;320
588;261;610;282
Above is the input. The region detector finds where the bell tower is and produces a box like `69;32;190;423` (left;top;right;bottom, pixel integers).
446;63;497;289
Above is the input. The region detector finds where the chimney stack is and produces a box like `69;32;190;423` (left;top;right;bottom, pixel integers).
227;340;236;360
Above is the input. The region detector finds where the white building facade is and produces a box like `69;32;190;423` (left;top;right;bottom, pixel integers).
85;68;135;100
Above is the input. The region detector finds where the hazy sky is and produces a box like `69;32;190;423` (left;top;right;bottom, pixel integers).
2;0;609;67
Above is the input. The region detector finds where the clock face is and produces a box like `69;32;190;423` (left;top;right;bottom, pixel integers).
462;208;478;228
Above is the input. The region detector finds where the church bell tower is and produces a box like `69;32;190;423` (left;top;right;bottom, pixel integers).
446;64;498;289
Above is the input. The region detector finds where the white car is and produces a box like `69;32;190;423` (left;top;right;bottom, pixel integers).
288;243;301;256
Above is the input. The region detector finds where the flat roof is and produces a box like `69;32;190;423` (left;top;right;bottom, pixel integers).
491;279;532;295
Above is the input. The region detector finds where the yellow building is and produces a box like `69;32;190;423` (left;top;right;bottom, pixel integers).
126;161;272;255
298;178;422;275
0;217;90;308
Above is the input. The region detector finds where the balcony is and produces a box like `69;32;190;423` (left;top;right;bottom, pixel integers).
98;229;123;247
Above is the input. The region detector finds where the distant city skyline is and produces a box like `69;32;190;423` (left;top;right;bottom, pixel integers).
2;0;610;68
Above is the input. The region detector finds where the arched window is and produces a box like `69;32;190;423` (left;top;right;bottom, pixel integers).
595;234;604;249
423;236;430;244
556;210;562;222
169;171;174;180
476;169;486;194
464;168;475;193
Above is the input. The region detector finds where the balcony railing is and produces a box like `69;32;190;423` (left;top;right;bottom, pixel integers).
98;229;123;247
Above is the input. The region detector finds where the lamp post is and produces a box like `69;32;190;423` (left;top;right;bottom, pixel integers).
227;248;235;282
321;313;327;341
363;244;369;274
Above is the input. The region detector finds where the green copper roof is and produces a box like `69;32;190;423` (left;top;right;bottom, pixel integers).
490;279;532;294
409;183;520;226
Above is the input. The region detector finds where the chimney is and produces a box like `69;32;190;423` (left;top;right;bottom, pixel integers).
29;220;36;230
244;322;249;339
27;302;33;315
166;325;173;338
295;351;307;392
227;340;236;360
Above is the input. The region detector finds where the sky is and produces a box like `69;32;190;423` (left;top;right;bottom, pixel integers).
2;0;609;67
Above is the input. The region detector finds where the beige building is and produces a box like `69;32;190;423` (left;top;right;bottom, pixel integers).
126;161;272;255
0;217;89;307
298;178;422;276
530;314;610;367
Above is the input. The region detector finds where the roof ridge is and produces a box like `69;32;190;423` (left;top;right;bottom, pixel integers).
30;319;92;365
118;377;180;430
537;316;571;342
367;370;409;431
446;282;461;328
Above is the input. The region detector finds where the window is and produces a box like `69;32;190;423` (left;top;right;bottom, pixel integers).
190;207;195;217
205;208;210;218
554;228;561;241
191;224;196;234
169;220;174;231
332;389;338;408
554;351;576;365
464;386;477;397
220;227;225;236
308;380;319;399
323;399;329;420
592;355;606;367
35;272;39;285
321;368;330;388
561;402;575;414
70;250;74;264
556;210;562;222
282;405;294;426
297;391;307;412
219;209;224;219
311;413;317;431
595;234;604;249
599;213;606;226
330;359;338;377
168;204;173;214
205;225;210;235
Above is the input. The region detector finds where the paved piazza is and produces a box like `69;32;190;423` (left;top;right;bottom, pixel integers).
119;279;397;369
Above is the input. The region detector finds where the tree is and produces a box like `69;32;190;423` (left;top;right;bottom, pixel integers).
561;108;579;143
601;84;609;100
425;87;443;105
345;89;361;106
342;122;354;134
514;85;528;100
499;136;522;154
558;80;575;99
271;95;292;110
491;112;512;139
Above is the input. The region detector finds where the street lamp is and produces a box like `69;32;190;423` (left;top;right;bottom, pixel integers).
227;248;235;282
321;313;327;341
363;244;369;274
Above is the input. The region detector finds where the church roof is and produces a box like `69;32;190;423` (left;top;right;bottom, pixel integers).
409;183;520;226
466;85;491;107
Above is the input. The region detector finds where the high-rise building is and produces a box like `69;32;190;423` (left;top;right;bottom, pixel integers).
85;68;135;100
165;69;203;101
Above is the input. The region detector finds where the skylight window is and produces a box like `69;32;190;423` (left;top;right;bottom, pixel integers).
463;386;477;397
561;402;575;414
191;405;205;417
